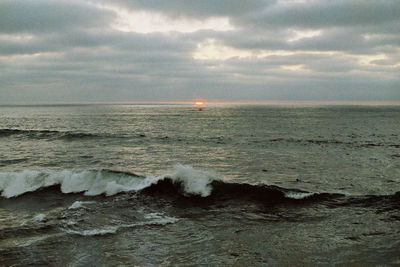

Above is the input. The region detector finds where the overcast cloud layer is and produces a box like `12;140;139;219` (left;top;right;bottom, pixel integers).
1;0;399;103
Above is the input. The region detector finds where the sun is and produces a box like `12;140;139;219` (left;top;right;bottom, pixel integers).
194;99;205;110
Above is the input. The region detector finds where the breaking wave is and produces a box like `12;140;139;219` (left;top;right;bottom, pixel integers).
1;164;398;206
0;164;219;198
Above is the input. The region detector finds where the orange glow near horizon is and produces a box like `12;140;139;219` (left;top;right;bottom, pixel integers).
194;99;205;110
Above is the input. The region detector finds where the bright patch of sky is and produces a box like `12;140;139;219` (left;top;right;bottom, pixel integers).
287;29;322;42
106;5;235;33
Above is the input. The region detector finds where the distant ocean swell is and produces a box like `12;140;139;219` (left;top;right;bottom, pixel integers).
2;128;399;148
1;164;399;207
267;137;400;148
0;128;105;140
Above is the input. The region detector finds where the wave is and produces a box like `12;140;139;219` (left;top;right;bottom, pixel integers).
65;225;119;236
142;177;340;204
62;212;179;236
1;165;399;206
68;201;96;210
267;138;398;148
0;164;218;198
0;128;106;140
34;213;46;222
0;158;28;167
63;216;179;236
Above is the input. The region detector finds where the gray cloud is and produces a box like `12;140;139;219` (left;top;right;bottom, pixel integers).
100;0;274;19
0;0;114;34
235;0;400;29
0;0;399;103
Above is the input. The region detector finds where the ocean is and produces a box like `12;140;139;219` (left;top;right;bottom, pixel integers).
0;104;399;266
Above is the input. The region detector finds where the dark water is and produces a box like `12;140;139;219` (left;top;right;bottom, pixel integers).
0;104;399;266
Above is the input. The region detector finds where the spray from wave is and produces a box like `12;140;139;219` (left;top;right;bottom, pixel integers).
0;164;220;198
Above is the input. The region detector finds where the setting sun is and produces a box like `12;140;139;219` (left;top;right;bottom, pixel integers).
194;99;205;110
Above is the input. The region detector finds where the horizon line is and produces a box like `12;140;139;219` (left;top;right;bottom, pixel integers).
1;100;400;106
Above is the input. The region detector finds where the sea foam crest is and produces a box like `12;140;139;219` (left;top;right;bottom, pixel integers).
63;213;179;236
284;191;315;200
0;164;220;198
34;213;46;222
165;164;219;197
68;201;96;210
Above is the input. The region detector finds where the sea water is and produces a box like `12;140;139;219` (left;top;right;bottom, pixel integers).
0;104;399;265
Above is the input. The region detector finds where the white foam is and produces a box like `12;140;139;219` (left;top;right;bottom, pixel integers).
66;226;119;236
33;213;46;221
144;212;165;219
0;170;58;198
144;212;180;225
68;201;96;210
284;191;315;200
0;164;220;198
165;164;219;197
64;214;179;236
0;234;62;248
65;220;77;226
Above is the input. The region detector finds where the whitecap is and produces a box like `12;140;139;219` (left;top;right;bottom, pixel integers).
284;191;315;200
33;213;46;221
0;164;221;198
65;226;119;236
143;212;179;225
68;201;96;210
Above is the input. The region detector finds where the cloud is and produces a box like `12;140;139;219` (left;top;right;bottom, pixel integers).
99;0;273;19
237;0;400;29
111;9;235;33
0;0;114;34
0;0;399;103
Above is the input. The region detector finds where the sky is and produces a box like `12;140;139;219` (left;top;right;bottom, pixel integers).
0;0;399;104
